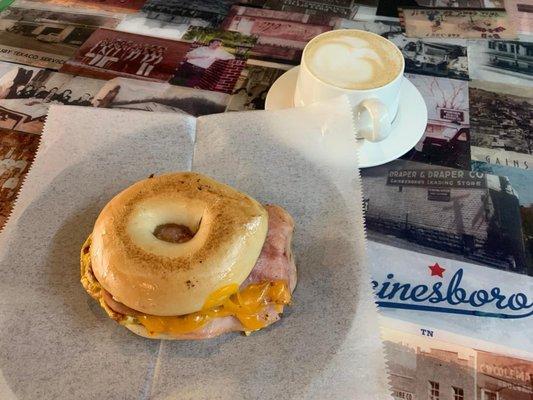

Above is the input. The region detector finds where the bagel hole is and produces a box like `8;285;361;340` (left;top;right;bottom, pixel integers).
153;223;195;244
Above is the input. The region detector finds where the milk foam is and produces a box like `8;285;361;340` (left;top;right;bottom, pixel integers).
305;31;402;90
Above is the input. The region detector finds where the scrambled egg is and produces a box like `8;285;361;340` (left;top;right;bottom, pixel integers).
81;236;136;325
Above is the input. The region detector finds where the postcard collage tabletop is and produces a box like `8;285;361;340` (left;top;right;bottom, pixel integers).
0;0;531;399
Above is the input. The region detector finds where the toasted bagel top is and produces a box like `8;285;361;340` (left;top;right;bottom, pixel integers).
90;172;268;316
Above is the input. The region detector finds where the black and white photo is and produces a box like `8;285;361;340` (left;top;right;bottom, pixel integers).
0;5;122;29
362;159;530;275
468;40;533;87
414;0;504;7
402;73;470;169
93;77;229;116
0;60;231;134
0;18;97;69
260;0;377;21
0;5;122;69
142;0;237;27
0;62;106;133
469;80;533;170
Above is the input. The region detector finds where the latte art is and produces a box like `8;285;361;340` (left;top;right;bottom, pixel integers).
304;30;403;90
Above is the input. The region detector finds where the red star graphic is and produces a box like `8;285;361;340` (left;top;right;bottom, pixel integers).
429;263;446;278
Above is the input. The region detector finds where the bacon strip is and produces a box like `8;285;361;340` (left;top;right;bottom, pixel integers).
242;205;296;292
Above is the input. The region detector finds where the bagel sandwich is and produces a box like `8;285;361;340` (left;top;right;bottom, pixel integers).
81;172;296;340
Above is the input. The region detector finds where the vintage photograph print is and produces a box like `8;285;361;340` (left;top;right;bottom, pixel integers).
472;160;533;270
504;0;533;37
142;0;237;27
0;62;106;133
20;0;146;13
472;161;533;206
0;20;96;69
382;323;533;400
468;40;533;86
0;5;121;28
170;26;256;93
61;28;191;82
414;0;504;7
222;5;334;64
0;60;229;135
402;73;470;169
260;0;377;21
0;5;123;69
0;127;39;229
469;80;532;170
362;159;531;275
400;8;516;39
93;77;229;116
226;59;291;111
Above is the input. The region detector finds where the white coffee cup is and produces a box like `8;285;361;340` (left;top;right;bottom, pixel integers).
294;29;405;142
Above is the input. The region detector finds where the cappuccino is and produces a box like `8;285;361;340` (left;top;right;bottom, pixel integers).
304;30;403;90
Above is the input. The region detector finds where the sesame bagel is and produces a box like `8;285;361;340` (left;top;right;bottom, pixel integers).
89;172;268;316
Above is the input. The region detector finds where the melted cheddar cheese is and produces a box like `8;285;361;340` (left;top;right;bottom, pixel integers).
81;236;291;337
138;281;291;335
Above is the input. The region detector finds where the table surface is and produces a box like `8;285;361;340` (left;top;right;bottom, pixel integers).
0;1;530;399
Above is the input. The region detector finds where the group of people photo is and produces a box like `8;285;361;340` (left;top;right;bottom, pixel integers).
61;25;254;94
0;66;96;106
82;38;167;77
0;65;104;134
14;85;93;106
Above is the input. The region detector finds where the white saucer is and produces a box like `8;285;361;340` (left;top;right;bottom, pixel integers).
265;66;428;168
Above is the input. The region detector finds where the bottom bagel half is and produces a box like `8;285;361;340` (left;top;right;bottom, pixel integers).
81;205;296;340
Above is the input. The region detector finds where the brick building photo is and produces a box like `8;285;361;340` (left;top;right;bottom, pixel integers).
477;351;533;400
362;160;530;275
383;325;533;400
222;5;334;63
383;328;476;400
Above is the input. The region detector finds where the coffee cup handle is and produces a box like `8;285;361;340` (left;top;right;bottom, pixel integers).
353;98;391;142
